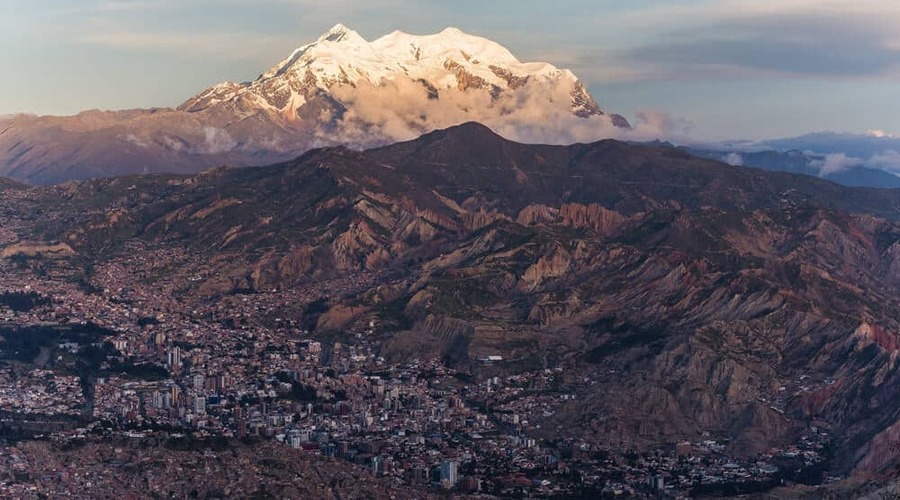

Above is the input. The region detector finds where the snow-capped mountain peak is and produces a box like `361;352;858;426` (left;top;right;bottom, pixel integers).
178;24;629;143
317;23;365;44
0;25;639;186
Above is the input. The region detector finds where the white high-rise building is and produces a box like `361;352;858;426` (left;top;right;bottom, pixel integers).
440;460;458;488
194;395;206;415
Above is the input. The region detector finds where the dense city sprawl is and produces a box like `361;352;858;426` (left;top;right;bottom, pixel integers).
0;244;835;499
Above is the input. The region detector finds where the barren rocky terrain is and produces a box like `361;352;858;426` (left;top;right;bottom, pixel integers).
2;122;900;481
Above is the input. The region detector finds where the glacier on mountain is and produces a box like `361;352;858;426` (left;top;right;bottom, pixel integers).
178;23;631;143
0;24;669;184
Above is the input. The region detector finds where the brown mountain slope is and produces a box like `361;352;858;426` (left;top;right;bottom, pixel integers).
4;122;900;475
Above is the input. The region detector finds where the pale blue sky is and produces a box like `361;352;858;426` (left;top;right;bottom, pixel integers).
2;0;899;140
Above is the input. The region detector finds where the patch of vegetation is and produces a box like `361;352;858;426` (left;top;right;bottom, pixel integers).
584;317;668;363
0;326;58;362
106;360;170;381
430;274;499;318
376;297;413;332
0;322;116;363
0;291;51;312
137;316;161;327
300;298;330;332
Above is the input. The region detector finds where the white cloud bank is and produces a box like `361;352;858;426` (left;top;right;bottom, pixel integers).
809;150;900;176
724;152;744;167
869;150;900;174
201;127;237;154
326;76;683;147
817;153;862;176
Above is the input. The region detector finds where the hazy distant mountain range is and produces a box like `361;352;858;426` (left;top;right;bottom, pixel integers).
691;132;900;189
0;24;627;185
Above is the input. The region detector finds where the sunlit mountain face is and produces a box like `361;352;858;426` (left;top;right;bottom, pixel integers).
0;24;630;185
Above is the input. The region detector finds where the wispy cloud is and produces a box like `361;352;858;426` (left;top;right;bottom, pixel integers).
526;48;653;84
587;0;900;82
810;151;900;176
326;74;682;147
868;150;900;175
51;0;179;15
64;0;404;63
77;28;289;62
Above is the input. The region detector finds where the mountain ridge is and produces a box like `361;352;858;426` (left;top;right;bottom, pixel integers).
688;145;900;189
5;123;898;476
178;24;628;127
0;25;632;186
686;130;900;189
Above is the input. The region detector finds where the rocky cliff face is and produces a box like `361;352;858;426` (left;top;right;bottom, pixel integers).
4;123;900;476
